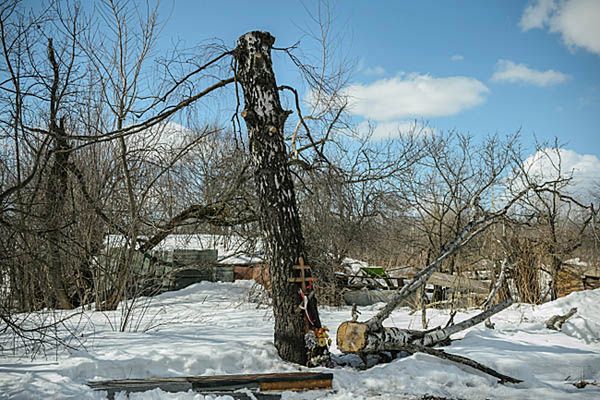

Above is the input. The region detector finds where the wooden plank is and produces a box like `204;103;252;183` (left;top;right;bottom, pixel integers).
89;372;333;399
260;378;332;391
188;372;332;391
98;387;280;400
200;392;281;400
88;379;192;399
388;267;488;293
292;257;312;291
293;265;311;270
427;272;488;294
287;277;317;283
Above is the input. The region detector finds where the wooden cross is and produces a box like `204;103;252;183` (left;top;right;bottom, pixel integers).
288;256;316;292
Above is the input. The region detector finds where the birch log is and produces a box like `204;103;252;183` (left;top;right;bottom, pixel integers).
337;300;513;353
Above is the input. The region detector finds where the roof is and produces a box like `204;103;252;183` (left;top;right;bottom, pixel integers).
105;234;264;265
563;258;600;278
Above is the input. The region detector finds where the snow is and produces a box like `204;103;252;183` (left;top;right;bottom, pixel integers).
1;282;599;399
105;234;264;265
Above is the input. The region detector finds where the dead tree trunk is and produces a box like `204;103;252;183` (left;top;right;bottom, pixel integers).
234;31;326;366
44;39;72;309
44;117;72;309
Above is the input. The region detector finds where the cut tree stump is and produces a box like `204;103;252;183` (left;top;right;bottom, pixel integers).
88;372;333;399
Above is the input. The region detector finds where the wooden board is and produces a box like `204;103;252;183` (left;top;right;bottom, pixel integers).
388;267;489;294
88;372;333;399
557;266;585;297
427;272;489;294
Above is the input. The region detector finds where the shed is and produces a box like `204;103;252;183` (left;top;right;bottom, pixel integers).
557;259;600;297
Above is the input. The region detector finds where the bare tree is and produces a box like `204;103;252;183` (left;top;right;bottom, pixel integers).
508;143;597;300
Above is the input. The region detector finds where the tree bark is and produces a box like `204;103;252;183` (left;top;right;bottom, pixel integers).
234;31;324;365
337;299;513;354
44;39;73;309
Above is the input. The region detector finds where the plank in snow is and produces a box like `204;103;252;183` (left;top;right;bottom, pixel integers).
88;372;333;399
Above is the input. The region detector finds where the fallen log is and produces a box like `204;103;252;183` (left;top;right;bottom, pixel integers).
337;300;513;353
364;186;539;332
366;220;496;331
336;299;521;384
334;190;542;384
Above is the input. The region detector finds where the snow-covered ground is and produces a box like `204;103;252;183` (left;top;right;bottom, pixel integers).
1;281;599;399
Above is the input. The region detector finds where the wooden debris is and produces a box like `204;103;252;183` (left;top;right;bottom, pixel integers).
336;300;522;385
571;379;599;389
287;277;317;283
389;268;489;294
337;300;513;354
545;307;577;330
88;372;333;399
340;267;490;294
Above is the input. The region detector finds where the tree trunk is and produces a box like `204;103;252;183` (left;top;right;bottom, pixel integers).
234;31;324;365
337;299;512;354
44;117;73;309
44;39;72;309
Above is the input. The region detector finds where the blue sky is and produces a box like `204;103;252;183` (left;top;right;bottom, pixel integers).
153;0;599;160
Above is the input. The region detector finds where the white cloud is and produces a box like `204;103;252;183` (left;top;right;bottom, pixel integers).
356;59;386;77
363;65;386;77
520;0;556;30
358;120;435;139
491;59;569;87
125;121;199;162
523;148;600;197
344;74;489;121
450;54;464;62
520;0;600;55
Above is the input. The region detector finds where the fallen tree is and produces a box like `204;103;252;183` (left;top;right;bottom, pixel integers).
334;185;550;383
337;300;513;354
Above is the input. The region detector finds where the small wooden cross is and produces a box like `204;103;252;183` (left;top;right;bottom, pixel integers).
288;256;316;291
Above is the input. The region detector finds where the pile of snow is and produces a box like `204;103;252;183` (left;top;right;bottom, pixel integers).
1;282;599;399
